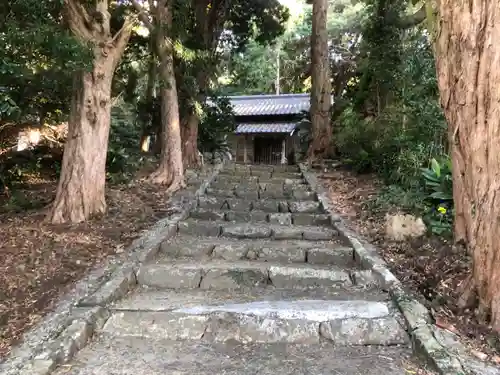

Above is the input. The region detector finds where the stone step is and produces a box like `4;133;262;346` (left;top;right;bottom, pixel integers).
226;163;301;172
198;197;322;212
136;259;362;290
218;169;304;180
53;335;414;375
209;180;310;194
160;235;352;265
102;298;408;345
213;174;307;185
112;286;391;312
200;187;318;202
205;185;311;200
190;208;332;227
177;220;337;241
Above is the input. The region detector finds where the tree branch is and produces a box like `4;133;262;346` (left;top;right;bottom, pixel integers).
398;4;427;29
112;15;135;63
130;0;154;31
64;0;94;42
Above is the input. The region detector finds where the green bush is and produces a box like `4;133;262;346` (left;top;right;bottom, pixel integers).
106;102;146;183
420;156;453;235
336;31;448;187
336;29;454;237
198;95;236;161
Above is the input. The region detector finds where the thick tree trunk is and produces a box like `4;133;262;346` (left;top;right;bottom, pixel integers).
181;112;200;168
150;84;185;191
148;4;185;192
48;57;114;223
48;1;132;224
434;1;500;330
307;0;333;161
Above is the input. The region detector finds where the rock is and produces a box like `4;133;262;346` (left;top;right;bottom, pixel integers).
200;268;268;289
178;220;221;237
257;245;306;263
221;224;272;239
289;201;322;214
384;213;426;241
307;247;353;266
319;317;408;345
137;265;202;289
212;244;249;261
269;266;351;288
190;209;225;221
268;213;292;226
102;311;209;340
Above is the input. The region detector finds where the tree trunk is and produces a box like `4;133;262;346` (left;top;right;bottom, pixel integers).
48;57;114;224
307;0;333;161
178;0;228;169
140;37;157;153
48;1;132;224
434;0;500;330
148;3;185;192
181;111;200;168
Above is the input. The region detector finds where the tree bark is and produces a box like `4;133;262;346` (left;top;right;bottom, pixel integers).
48;0;132;224
181;111;200;168
140;36;157;153
434;0;500;330
148;1;185;192
307;0;333;161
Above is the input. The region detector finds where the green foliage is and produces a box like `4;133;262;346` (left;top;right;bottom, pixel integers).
0;93;20;121
337;30;447;186
220;39;281;95
334;1;453;237
421;157;453;202
198;96;236;161
0;0;91;122
106;103;146;183
420;157;453;235
356;0;405;97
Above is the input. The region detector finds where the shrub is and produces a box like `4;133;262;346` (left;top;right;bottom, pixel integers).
420;156;453;235
106;102;146;183
198;95;236;162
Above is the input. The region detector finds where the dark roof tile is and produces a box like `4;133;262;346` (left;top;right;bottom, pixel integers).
229;94;310;116
235;122;297;134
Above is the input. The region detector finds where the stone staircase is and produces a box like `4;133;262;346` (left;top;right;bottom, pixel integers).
52;164;419;375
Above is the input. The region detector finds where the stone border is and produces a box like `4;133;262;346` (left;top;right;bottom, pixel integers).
299;163;499;375
0;163;226;375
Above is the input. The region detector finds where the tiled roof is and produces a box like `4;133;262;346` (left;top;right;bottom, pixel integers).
228;94;310;116
235;123;297;134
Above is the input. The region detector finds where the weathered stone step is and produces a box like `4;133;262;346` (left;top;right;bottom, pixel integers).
214;173;307;186
198;197;321;212
160;235;352;265
137;260;363;290
218;169;304;180
52;335;415;375
112;286;391;312
177;220;337;241
209;181;311;196
190;208;332;227
102;299;408;345
200;188;318;204
205;185;312;200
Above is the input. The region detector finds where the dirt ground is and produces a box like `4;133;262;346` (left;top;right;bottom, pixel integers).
318;166;500;365
0;165;181;359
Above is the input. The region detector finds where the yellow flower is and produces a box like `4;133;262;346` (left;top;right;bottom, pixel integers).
437;206;447;214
